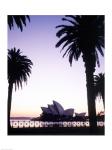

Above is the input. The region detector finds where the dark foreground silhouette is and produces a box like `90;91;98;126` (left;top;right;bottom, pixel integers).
8;126;104;135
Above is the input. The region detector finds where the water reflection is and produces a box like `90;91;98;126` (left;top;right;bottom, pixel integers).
10;120;104;128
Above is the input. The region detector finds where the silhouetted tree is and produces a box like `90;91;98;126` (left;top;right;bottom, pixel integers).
8;15;30;31
8;47;33;129
56;15;104;131
94;73;105;107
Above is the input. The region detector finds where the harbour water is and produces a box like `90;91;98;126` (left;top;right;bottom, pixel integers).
10;119;104;128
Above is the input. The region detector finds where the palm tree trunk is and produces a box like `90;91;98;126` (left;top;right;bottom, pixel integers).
86;71;97;131
102;92;105;108
8;82;13;131
84;55;97;133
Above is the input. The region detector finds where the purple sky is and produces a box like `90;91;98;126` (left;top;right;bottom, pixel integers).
8;15;104;117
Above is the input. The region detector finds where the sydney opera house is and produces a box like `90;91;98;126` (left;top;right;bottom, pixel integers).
42;100;74;116
32;100;86;121
39;100;75;121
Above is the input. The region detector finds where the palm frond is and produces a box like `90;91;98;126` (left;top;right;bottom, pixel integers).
95;51;100;67
62;17;76;25
55;35;69;47
56;15;104;67
8;15;30;31
96;44;104;56
8;47;33;90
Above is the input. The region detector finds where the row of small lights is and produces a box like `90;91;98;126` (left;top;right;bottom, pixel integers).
10;121;104;128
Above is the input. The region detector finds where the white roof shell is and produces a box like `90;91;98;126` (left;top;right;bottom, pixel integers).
53;100;64;115
75;112;86;117
64;109;74;116
48;104;58;115
41;100;74;117
41;107;51;114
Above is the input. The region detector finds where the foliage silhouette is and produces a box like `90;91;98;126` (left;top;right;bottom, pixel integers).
8;15;30;31
8;47;33;129
56;15;104;131
94;73;105;107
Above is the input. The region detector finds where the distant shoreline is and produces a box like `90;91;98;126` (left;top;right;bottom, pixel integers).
10;117;32;120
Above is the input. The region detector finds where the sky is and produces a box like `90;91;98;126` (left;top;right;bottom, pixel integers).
8;15;104;117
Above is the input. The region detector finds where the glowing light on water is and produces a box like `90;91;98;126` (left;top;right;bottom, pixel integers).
10;120;104;128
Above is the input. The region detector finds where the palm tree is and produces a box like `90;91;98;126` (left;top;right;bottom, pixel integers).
8;47;33;129
55;15;104;131
8;15;30;31
94;73;105;107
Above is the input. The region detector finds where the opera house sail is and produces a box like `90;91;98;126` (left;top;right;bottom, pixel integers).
40;100;74;121
31;100;86;121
